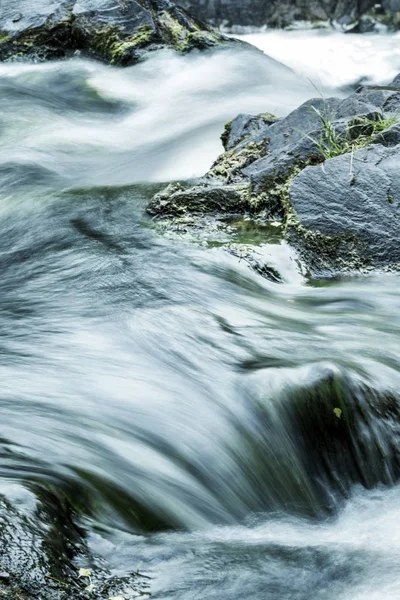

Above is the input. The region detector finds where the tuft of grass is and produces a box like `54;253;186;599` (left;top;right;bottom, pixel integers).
371;114;400;134
307;105;347;159
304;105;400;161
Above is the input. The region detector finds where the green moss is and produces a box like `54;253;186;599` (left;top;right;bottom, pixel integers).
247;157;370;273
185;30;220;50
245;155;326;222
210;140;268;181
259;112;279;124
158;10;192;51
157;10;219;53
289;224;370;274
90;26;118;57
90;26;128;64
0;9;220;63
90;14;218;62
130;24;155;47
220;120;233;150
277;167;304;227
0;21;74;61
86;24;156;65
244;166;303;223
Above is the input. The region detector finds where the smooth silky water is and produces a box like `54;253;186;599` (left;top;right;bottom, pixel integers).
1;31;400;599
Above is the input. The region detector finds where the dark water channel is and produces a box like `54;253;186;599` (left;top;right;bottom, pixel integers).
1;44;400;599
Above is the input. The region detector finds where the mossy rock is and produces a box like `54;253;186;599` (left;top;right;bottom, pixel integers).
147;182;251;217
0;0;229;64
147;78;400;277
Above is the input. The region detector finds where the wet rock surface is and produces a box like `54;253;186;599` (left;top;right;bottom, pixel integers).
177;0;377;27
148;182;250;217
0;0;229;64
0;485;149;600
148;77;400;277
289;144;400;275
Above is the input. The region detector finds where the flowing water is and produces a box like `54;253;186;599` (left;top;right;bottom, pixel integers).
1;30;400;598
236;28;400;88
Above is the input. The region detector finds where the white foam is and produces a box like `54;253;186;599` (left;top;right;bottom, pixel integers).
235;29;400;89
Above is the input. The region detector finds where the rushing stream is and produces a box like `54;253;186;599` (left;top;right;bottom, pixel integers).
1;30;400;599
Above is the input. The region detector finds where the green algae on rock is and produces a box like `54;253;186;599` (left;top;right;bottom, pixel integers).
147;182;251;217
156;9;221;52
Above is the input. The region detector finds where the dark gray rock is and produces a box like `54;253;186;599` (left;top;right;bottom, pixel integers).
245;87;400;192
0;485;149;600
1;0;72;36
176;0;377;27
289;145;400;274
221;112;278;152
373;122;400;146
148;79;400;277
0;0;229;64
243;97;342;191
382;0;400;12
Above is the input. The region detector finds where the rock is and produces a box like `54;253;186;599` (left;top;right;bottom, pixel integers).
347;0;400;31
148;77;400;277
0;0;230;64
279;365;400;509
242;97;343;192
147;182;250;216
382;0;400;9
0;485;149;600
177;0;377;28
346;13;380;32
232;361;400;516
177;0;400;30
221;113;278;152
288;144;400;275
373;121;400;146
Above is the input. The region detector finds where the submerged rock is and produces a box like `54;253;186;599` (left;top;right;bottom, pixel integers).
0;0;229;64
0;484;149;600
278;365;400;510
148;77;400;277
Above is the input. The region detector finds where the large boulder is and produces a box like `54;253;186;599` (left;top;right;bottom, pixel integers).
148;78;400;277
0;0;229;64
176;0;377;27
288;140;400;275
